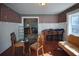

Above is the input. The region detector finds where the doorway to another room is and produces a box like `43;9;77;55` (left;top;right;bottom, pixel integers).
23;17;39;44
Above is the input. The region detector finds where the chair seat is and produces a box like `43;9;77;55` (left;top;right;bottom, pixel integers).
14;42;24;47
30;42;43;50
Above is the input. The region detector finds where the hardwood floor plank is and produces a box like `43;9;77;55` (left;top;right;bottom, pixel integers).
0;41;69;56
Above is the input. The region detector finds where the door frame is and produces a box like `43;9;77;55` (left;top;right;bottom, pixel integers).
22;16;39;35
22;16;39;26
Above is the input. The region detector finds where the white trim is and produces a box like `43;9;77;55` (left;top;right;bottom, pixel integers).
67;9;79;37
21;16;39;26
21;16;39;35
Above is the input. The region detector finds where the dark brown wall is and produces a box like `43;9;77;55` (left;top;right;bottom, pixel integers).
39;15;58;23
0;4;21;23
58;3;79;22
0;4;1;20
58;13;66;22
23;15;58;23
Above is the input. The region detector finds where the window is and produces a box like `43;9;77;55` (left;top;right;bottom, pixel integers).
67;9;79;36
71;15;79;34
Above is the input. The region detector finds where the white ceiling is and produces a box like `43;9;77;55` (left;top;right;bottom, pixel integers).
5;3;75;15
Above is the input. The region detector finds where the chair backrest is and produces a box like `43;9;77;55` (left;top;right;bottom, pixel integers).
10;32;16;46
37;33;45;46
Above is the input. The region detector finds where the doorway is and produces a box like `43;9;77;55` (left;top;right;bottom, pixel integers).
23;17;39;44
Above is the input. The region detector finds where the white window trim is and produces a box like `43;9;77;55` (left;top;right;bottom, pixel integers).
67;9;79;37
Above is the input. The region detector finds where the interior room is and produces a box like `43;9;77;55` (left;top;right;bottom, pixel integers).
0;3;79;56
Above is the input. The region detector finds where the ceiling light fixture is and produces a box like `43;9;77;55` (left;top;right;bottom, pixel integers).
41;3;46;6
39;3;47;6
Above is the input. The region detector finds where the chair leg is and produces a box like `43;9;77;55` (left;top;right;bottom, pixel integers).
37;49;39;56
23;46;25;55
37;48;44;56
29;47;31;56
42;47;44;56
12;46;15;55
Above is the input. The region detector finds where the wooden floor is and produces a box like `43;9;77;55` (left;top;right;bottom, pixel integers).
0;41;69;56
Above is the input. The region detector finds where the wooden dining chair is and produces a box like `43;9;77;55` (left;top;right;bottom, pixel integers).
29;33;45;56
10;32;25;55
